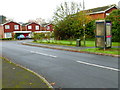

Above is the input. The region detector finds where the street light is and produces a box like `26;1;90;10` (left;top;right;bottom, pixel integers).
83;0;86;46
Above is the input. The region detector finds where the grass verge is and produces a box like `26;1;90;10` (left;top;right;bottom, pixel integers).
81;48;120;55
1;57;52;89
34;40;119;47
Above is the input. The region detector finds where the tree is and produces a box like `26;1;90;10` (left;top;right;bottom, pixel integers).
35;18;46;24
106;9;120;42
53;2;82;24
28;18;46;24
53;2;92;40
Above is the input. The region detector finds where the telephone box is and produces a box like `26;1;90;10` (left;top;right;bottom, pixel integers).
95;20;112;49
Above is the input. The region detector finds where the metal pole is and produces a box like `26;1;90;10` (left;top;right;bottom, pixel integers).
83;0;86;46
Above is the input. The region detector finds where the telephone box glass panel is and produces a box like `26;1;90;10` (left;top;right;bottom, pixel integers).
96;37;104;47
96;23;105;36
106;23;111;36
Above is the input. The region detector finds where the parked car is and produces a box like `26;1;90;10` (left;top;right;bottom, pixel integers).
17;34;25;40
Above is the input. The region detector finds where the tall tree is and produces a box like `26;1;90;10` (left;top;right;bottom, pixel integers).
53;2;92;40
53;2;82;24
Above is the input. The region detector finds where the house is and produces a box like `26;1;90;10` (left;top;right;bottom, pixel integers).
26;22;41;32
43;23;54;31
0;21;53;39
3;21;21;38
1;21;32;39
86;4;118;20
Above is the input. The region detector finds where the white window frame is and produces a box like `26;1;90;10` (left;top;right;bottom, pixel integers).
5;25;10;29
35;25;39;30
5;33;12;38
28;26;32;29
14;25;19;30
106;13;110;16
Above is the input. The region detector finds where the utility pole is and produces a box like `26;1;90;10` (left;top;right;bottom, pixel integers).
83;0;86;46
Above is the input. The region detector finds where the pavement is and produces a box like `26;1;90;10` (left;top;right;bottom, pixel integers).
1;40;119;88
1;57;53;89
21;40;119;57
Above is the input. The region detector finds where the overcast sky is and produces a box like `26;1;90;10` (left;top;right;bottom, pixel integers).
0;0;119;23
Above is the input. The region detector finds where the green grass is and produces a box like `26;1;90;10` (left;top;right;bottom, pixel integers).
34;39;119;47
1;57;52;89
81;48;120;55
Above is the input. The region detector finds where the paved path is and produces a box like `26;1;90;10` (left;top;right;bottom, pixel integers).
1;40;119;88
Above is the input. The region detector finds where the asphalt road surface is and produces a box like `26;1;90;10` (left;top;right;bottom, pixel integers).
1;40;119;88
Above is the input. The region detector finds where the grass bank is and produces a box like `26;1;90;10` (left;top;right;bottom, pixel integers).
34;40;119;47
81;48;120;55
1;57;52;89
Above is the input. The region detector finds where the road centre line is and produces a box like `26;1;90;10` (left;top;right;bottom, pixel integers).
76;61;119;72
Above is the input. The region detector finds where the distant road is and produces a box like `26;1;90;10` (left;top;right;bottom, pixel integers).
1;40;118;88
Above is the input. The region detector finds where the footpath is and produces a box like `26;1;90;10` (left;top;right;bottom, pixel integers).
21;41;119;57
1;58;53;89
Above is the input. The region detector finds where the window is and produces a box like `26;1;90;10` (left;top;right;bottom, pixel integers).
28;26;32;29
35;25;39;30
5;33;12;38
106;13;110;16
5;25;10;29
14;25;19;30
47;26;50;30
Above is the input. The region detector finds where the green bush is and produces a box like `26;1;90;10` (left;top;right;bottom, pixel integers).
106;9;120;42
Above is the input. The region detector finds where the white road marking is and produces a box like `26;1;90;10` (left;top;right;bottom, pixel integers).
22;49;57;58
76;61;119;72
30;51;57;58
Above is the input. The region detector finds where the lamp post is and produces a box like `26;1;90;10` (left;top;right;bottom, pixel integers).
83;0;86;46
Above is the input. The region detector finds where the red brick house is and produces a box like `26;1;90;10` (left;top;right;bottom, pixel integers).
26;22;41;32
3;21;21;38
1;21;32;39
86;4;118;20
44;24;54;31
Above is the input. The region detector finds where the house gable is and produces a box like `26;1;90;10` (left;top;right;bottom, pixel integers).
3;21;21;32
26;22;41;32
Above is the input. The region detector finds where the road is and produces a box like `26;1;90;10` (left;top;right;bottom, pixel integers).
1;40;119;88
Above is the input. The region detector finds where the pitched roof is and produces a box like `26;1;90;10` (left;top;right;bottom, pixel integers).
25;22;40;26
85;4;117;14
3;21;20;25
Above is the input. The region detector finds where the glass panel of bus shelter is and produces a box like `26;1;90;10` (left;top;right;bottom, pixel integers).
96;37;105;47
96;23;105;36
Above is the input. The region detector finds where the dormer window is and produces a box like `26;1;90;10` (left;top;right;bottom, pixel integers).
28;26;32;29
5;25;10;29
14;25;19;30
